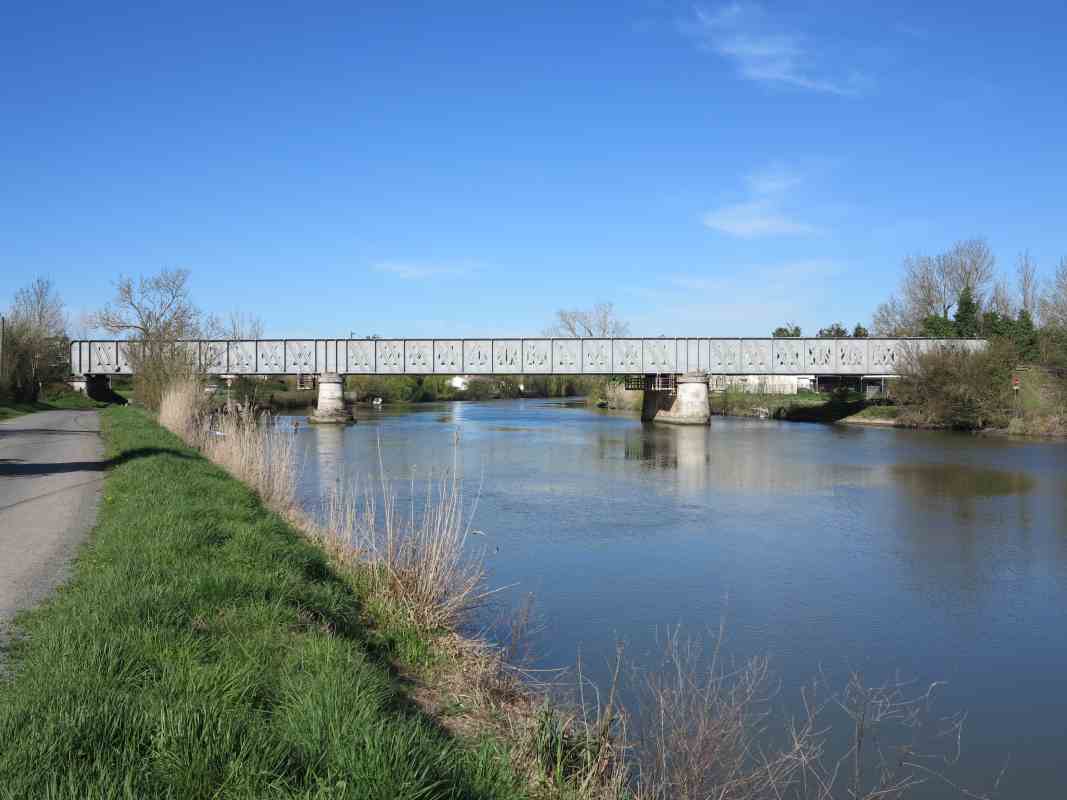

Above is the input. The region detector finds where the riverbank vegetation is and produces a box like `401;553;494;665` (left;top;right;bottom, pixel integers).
712;389;836;419
346;374;597;405
206;374;600;412
708;388;891;426
894;340;1066;434
862;239;1067;434
0;404;530;799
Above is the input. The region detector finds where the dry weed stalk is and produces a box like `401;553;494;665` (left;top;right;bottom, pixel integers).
633;626;794;800
619;625;1000;800
318;442;491;630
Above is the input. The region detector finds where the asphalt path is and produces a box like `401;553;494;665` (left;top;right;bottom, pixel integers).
0;410;104;654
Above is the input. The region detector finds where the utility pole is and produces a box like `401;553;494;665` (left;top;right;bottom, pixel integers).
0;314;5;382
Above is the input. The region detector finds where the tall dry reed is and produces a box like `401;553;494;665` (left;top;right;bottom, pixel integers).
159;378;297;515
320;455;489;630
158;376;206;446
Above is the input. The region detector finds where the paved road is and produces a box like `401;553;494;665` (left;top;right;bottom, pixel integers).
0;410;104;648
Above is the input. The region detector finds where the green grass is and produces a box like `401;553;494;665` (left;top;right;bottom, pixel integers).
0;406;526;800
847;404;900;421
1004;368;1067;437
0;390;105;421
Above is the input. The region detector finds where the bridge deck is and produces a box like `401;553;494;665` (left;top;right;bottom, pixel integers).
70;337;984;378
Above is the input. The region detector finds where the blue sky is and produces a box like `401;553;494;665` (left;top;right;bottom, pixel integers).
3;1;1066;338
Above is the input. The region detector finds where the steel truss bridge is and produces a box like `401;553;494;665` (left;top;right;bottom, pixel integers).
70;337;984;378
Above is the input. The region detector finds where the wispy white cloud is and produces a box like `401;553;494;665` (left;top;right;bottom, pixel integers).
745;163;804;196
669;259;836;292
687;3;868;96
372;261;471;280
703;162;817;238
703;200;816;238
626;259;841;336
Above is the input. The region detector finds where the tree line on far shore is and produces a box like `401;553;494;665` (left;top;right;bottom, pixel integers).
861;238;1065;432
772;237;1067;368
870;237;1066;364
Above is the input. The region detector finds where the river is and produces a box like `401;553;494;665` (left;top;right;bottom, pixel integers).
290;398;1067;796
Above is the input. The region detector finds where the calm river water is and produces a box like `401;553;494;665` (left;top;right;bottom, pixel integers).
290;399;1067;796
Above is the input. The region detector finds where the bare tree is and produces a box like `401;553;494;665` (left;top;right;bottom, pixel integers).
1041;256;1067;330
544;302;630;338
902;255;952;320
988;280;1016;318
871;296;915;336
92;269;202;341
876;238;998;336
90;268;204;408
947;238;996;306
1016;251;1039;317
2;278;67;401
210;310;264;340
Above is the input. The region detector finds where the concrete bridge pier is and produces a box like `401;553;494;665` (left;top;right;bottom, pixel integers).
309;372;353;424
641;371;710;425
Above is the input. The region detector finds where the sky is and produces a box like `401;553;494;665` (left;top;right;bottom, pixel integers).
3;1;1066;339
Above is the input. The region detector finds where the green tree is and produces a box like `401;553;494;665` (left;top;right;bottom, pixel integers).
852;324;869;338
953;285;979;337
980;310;1013;340
1013;308;1039;361
817;323;849;338
921;314;958;337
772;323;801;337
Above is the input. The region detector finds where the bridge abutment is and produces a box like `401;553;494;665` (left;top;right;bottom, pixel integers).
641;372;710;425
309;373;353;424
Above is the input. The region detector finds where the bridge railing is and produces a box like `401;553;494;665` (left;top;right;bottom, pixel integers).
69;337;986;378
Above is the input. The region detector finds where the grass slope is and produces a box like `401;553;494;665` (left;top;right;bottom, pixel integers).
0;390;104;421
0;407;524;800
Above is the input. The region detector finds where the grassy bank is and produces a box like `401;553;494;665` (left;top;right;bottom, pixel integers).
710;390;871;422
0;406;527;799
0;388;105;422
1001;367;1066;436
838;404;900;425
710;389;826;419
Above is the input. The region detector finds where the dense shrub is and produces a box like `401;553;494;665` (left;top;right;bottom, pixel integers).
1037;326;1067;367
895;339;1016;429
